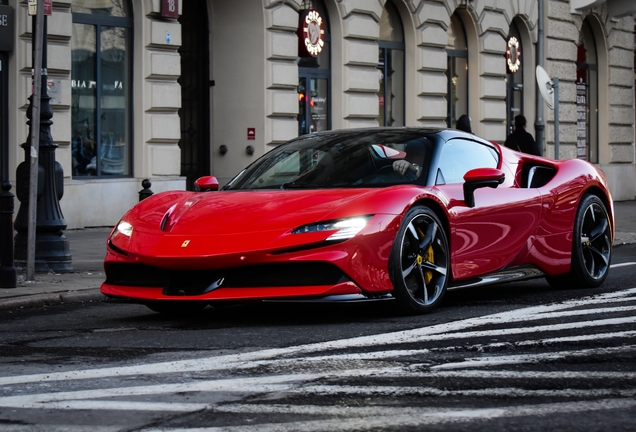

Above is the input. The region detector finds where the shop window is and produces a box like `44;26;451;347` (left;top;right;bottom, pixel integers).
576;18;598;163
298;0;330;135
445;13;468;129
377;0;404;127
505;21;523;136
71;0;132;177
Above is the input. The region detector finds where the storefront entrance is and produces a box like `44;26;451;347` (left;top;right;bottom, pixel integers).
298;72;330;135
179;1;210;190
0;52;7;182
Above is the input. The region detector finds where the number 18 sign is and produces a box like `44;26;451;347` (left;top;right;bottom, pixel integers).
161;0;179;19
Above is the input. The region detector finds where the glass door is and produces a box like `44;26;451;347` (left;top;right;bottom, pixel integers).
298;73;329;135
0;53;7;182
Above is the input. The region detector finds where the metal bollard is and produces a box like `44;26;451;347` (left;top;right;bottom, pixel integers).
139;179;154;202
0;181;17;288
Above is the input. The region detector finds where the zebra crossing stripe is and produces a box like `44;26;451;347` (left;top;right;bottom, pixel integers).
0;287;634;387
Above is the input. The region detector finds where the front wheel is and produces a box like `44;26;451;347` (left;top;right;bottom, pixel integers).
546;194;612;289
389;206;450;314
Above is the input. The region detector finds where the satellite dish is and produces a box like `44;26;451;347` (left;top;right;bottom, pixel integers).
536;65;554;110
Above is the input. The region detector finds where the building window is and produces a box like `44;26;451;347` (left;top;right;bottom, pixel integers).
298;0;331;135
576;18;598;163
377;0;404;126
506;21;523;136
71;0;132;177
446;13;468;129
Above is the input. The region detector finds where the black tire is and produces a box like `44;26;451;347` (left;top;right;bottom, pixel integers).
546;194;612;289
145;301;208;315
389;206;450;314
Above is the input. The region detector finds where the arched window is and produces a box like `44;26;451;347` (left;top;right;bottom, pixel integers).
576;18;598;163
377;0;404;126
506;21;523;136
446;13;468;128
71;0;132;177
298;0;331;135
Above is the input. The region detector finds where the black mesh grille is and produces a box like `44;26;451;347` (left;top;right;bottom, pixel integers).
105;262;348;296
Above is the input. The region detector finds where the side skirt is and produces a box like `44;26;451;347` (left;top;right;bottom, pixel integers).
448;265;545;290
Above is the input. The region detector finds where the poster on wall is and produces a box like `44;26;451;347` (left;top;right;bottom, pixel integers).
576;78;587;160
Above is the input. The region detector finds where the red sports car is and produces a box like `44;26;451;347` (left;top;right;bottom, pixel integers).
101;128;614;315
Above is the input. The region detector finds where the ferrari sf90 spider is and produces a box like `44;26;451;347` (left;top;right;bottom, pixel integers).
101;128;614;314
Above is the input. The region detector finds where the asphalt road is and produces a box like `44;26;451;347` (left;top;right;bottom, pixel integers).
0;244;635;431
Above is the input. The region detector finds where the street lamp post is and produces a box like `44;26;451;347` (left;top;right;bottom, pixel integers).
14;12;72;273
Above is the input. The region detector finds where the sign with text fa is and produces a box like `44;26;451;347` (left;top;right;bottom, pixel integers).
247;128;256;140
0;5;15;52
161;0;179;18
27;0;52;16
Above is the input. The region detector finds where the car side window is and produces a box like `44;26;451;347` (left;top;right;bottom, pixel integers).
436;139;498;184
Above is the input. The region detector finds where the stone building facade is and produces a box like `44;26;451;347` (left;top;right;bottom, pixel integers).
0;0;633;229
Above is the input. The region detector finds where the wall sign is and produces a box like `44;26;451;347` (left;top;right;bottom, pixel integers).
0;5;14;52
247;128;255;140
298;9;325;57
161;0;179;18
506;36;521;74
27;0;52;16
576;77;588;159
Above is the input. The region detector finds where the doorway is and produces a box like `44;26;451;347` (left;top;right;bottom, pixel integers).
0;52;8;182
178;1;210;190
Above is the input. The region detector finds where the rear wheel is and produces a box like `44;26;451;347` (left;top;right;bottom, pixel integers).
389;206;449;314
145;301;208;315
546;194;612;289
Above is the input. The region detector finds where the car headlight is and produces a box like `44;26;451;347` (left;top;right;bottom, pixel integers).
115;221;133;237
293;216;372;241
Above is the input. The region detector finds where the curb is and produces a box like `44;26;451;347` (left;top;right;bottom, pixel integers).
0;289;105;312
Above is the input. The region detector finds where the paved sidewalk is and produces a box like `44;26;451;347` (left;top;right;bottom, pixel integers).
1;200;635;311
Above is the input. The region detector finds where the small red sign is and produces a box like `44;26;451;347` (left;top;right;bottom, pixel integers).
161;0;179;18
247;128;256;140
44;0;52;15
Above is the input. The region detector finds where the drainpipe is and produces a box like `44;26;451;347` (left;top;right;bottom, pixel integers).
535;0;545;156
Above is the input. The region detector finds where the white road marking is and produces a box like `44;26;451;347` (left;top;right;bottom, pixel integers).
431;345;636;370
139;398;636;431
0;427;117;432
299;385;636;398
0;286;635;429
424;370;636;379
1;339;635;411
513;330;636;346
610;262;636;268
1;287;635;387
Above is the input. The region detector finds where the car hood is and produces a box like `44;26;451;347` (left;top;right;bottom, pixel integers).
111;186;433;263
133;189;382;236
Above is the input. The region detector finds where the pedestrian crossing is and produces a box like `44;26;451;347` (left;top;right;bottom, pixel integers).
0;286;635;430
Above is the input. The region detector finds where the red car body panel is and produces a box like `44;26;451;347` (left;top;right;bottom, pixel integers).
101;131;614;304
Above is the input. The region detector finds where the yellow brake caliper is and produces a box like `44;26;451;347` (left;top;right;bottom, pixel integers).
416;227;435;284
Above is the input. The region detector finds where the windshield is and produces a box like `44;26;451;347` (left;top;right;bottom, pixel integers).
224;130;433;190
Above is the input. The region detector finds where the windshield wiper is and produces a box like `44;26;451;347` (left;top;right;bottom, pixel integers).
280;181;317;189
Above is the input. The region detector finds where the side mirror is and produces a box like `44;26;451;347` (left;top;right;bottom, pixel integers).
194;176;219;192
463;168;505;208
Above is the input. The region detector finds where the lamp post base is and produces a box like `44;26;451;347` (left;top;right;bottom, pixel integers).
14;231;72;273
